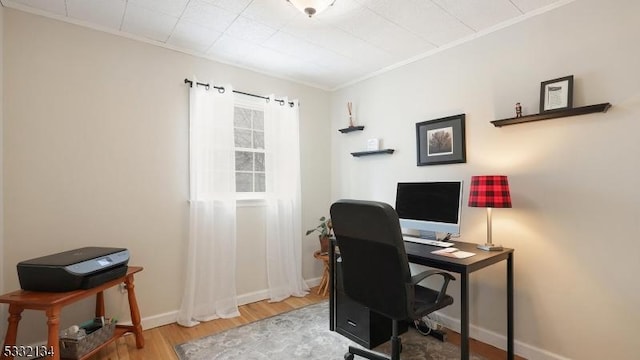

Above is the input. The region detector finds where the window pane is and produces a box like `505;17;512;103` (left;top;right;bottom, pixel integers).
253;111;264;130
236;172;253;192
234;106;266;194
234;107;251;128
255;173;265;192
234;129;252;148
254;130;264;149
255;152;264;171
235;151;253;171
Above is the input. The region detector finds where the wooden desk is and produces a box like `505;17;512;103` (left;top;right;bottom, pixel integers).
329;240;514;360
0;266;144;360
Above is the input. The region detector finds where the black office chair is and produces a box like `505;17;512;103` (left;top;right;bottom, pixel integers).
330;199;455;360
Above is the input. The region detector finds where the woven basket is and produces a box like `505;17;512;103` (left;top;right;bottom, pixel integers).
59;322;115;359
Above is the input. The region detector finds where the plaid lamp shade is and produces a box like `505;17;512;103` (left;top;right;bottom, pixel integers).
468;175;512;208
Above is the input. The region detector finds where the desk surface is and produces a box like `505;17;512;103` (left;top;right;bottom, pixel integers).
403;240;513;274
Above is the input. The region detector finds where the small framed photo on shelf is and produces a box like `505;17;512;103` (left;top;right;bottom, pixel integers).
540;75;573;112
416;114;466;166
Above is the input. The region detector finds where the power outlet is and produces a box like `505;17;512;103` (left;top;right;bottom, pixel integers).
118;283;127;294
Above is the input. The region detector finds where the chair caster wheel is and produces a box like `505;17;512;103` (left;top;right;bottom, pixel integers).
344;353;354;360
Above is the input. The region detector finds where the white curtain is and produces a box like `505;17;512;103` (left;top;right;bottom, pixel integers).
177;80;239;327
264;97;309;302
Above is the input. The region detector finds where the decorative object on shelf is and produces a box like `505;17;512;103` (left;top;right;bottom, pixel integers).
540;75;573;112
492;102;611;127
60;318;117;359
351;149;394;157
468;175;512;251
338;125;364;133
515;102;522;118
287;0;336;18
306;216;332;253
416;114;466;166
366;138;380;151
347;101;354;127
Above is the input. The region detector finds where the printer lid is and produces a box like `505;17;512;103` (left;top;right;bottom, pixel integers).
18;247;128;267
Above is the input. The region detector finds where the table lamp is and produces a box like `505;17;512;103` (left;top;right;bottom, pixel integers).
468;175;512;251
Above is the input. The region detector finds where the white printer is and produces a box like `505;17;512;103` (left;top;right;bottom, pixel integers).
17;247;129;292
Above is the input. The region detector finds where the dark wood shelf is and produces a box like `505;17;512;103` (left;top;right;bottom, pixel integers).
351;149;394;157
338;125;365;133
491;102;611;127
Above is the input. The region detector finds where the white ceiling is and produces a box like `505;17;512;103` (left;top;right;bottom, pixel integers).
1;0;570;90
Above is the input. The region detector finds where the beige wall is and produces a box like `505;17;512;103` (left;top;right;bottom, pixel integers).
0;3;5;338
330;0;640;359
2;9;330;343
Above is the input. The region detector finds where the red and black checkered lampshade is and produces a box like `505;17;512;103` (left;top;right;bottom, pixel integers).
468;175;512;208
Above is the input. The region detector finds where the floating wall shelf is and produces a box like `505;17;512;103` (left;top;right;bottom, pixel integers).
351;149;395;157
338;126;365;133
491;103;611;127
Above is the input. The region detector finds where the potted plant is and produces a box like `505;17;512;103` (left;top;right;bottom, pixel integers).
306;216;332;254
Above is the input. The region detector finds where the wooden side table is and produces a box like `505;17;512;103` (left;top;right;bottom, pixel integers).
0;266;144;360
313;251;330;297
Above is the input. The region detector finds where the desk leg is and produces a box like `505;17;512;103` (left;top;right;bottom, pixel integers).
507;253;514;360
461;272;469;360
1;305;23;360
328;241;335;331
125;273;145;349
46;306;61;360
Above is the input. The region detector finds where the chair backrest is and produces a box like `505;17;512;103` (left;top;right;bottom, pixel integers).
330;199;411;320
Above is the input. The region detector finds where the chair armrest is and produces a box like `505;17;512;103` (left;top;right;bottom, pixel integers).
410;270;455;304
410;269;455;285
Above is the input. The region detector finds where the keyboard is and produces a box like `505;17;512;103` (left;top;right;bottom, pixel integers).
403;236;454;247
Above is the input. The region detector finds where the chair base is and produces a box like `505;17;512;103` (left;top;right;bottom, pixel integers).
345;346;389;360
345;321;402;360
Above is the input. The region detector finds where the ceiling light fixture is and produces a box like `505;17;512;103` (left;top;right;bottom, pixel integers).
287;0;336;18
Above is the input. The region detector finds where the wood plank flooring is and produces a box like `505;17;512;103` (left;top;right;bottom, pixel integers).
92;286;523;360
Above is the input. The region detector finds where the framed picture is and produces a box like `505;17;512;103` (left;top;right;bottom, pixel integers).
416;114;466;166
539;75;573;112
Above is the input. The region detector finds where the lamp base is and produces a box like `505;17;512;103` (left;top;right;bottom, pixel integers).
477;243;503;251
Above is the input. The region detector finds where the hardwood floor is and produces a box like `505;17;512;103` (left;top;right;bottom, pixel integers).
93;286;522;360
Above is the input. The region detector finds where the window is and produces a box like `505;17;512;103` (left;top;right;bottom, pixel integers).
234;104;265;193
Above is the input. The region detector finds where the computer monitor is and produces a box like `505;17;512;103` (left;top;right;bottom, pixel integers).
395;181;463;239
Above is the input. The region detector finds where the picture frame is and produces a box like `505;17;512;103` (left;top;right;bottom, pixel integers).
416;114;466;166
539;75;573;112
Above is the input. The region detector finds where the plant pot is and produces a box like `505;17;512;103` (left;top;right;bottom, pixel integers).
319;235;330;254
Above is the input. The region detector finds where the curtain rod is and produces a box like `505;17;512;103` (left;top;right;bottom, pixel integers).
184;78;294;107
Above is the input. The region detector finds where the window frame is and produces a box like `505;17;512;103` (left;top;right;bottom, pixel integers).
233;96;267;201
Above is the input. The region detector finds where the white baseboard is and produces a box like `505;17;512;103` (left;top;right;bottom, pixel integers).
435;312;571;360
135;276;323;330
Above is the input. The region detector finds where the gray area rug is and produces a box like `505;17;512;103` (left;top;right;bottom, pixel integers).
174;302;485;360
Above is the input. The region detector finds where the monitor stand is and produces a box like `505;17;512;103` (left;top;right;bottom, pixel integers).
402;230;450;241
418;230;437;240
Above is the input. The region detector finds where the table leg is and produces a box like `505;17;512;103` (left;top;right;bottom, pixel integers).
507;253;514;360
125;273;145;349
461;272;470;360
323;263;330;296
1;305;23;360
316;272;325;295
95;291;105;318
46;306;61;360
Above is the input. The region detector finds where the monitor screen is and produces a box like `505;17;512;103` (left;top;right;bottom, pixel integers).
395;181;463;237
